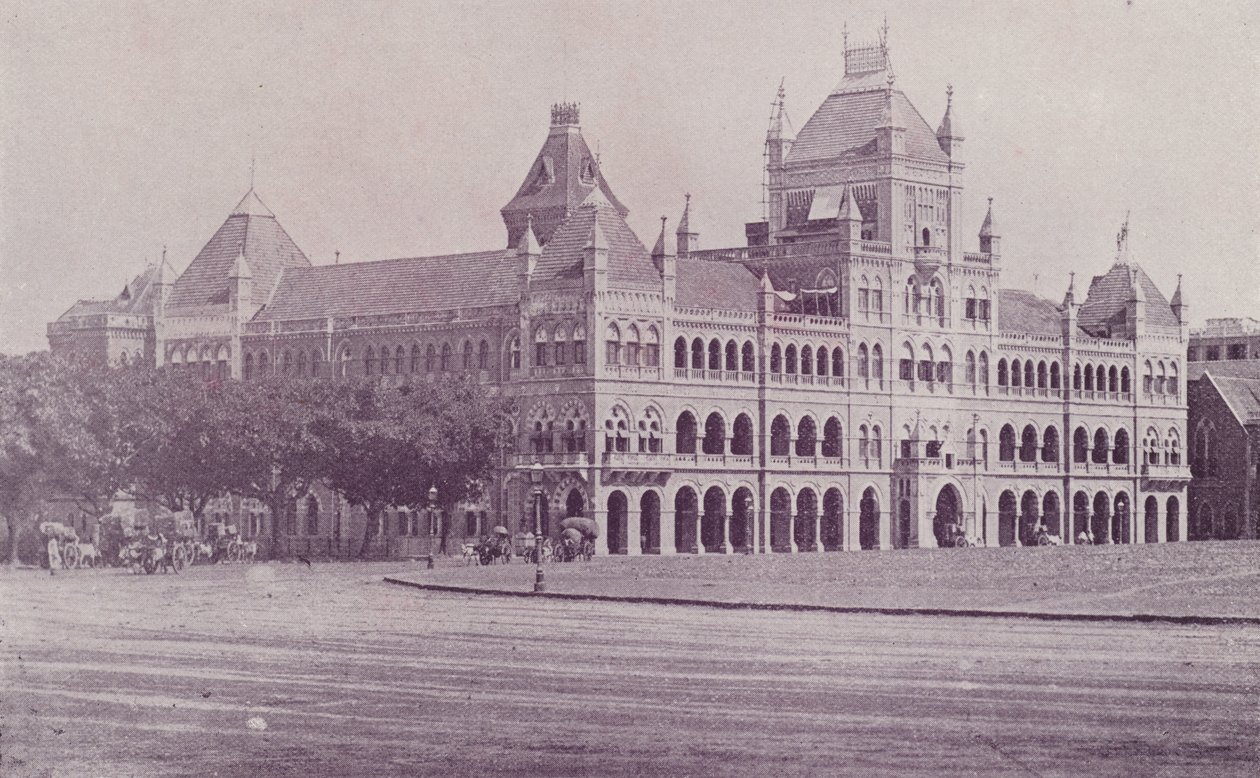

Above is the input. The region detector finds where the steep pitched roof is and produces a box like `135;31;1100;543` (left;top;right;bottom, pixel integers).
675;257;760;312
55;264;159;320
997;289;1062;337
1205;374;1260;426
1077;262;1179;336
501;123;628;221
1188;359;1260;383
530;195;659;290
254;250;515;321
787;88;947;165
167;190;310;309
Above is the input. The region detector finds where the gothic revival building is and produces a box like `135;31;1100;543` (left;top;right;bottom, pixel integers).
49;31;1191;555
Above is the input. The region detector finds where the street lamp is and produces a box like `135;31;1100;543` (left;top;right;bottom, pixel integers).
530;460;545;593
426;485;438;570
743;494;755;555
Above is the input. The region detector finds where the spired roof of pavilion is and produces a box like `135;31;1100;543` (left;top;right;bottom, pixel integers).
997;289;1066;337
1077;262;1179;337
254;249;516;321
167;189;311;310
529;189;660;290
54;263;162;321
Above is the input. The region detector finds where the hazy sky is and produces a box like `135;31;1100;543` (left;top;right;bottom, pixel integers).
2;0;1257;354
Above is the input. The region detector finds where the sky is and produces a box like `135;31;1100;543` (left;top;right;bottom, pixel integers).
2;0;1257;354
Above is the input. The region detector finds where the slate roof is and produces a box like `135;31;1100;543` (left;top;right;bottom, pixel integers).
997;289;1063;337
1077;262;1179;336
255;250;515;321
55;264;159;320
501;125;628;219
1207;375;1260;426
675;256;760;312
787;88;947;165
530;193;660;290
1188;359;1260;383
167;190;310;309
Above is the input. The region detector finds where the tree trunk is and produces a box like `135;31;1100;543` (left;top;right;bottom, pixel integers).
4;516;19;565
359;505;379;558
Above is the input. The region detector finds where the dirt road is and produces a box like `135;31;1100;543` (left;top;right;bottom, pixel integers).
2;563;1257;776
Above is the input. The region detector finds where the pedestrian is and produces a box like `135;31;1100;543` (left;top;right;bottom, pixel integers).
46;535;62;576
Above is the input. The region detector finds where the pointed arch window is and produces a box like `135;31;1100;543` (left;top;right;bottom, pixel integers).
395;346;405;374
426;344;438;372
478;340;490;370
572;324;586;364
534;326;550;367
644;326;660;367
440;343;452;371
625;325;641;366
742;341;756;373
690;338;704;370
411;344;422;373
605;323;621;365
364;347;375;376
674;337;687;369
553;324;568;366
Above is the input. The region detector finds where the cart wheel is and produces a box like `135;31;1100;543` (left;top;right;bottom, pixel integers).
62;543;82;570
954;536;969;548
1037;535;1051;546
142;555;157;575
172;547;188;572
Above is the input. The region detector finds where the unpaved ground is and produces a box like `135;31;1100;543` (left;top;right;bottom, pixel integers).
1;560;1258;777
422;540;1260;618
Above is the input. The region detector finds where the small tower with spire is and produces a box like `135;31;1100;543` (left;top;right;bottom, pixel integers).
516;213;541;293
936;84;963;158
652;216;677;305
1125;264;1147;339
676;194;698;259
979;198;1000;256
876;72;906;156
228;251;253;320
583;209;610;301
764;80;793;239
1061;272;1080;339
837;179;864;255
1171;274;1188;325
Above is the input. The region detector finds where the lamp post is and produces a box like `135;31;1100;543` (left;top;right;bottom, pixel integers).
426;485;438;570
743;494;755;555
530;460;545;593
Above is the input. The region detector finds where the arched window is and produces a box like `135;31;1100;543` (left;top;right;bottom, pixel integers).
440;343;452;371
800;345;813;375
937;345;952;386
741;341;756;373
1156;362;1167;394
815;346;829;376
305;494;320;535
674;337;687;369
1020;425;1038;462
796;417;817;457
965;351;977;385
857;344;869;380
573;324;587;364
702;413;725;455
1050;362;1061;390
919;343;935;384
1095;364;1106;392
1074;364;1082;390
770;415;791;457
823;417;843;459
296;350;307;377
1023;360;1034;388
378;345;389;375
899;342;915;382
395;346;405;374
625;325;641;366
1108;365;1118;393
871;426;882;464
707;338;721;371
553;325;568;366
411;344;422;373
770;343;782;374
832;347;845;380
1073;427;1089;463
719;340;736;372
1036;361;1047;389
605;323;621;365
732;414;754;455
1113;428;1130;465
785;344;798;374
872;344;884;382
478;340;490;370
243;352;253;380
1167;362;1178;397
979;352;989;386
931;279;945;322
426;344;438;372
1084;363;1094;391
534;326;550;367
999;425;1016;462
675;411;697;454
365;346;375;375
1120;366;1130;393
1092;428;1110;464
998;359;1009;386
644;326;660;367
337;346;352;378
1043;426;1060;463
1166;427;1181;465
690;338;704;370
858;425;869;461
281;350;293;375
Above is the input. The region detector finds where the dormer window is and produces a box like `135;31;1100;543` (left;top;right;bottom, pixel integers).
581;158;595;184
535;156;555;186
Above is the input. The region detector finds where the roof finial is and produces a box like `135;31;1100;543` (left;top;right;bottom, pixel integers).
842;20;849;52
161;245;167;262
1115;210;1130;260
249;152;255;191
946;83;954;107
880;13;889;51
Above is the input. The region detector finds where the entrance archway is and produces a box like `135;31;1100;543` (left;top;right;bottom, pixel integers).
1042;492;1062;537
933;485;962;547
731;487;753;552
607;491;628;554
1092;492;1110;543
640;491;660;553
1112;492;1130;544
1165;496;1179;543
795;488;818;551
897;500;912;549
998;491;1018;547
1073;491;1090;541
1144;496;1159;544
1020;490;1040;546
859;488;880;550
822;488;844;551
565;489;585;517
770;488;792;552
702;486;727;553
674;487;697;553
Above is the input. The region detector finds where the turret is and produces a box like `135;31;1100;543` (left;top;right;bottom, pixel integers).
936;84;963;158
1125;265;1146;339
676;194;698;258
876;73;906;156
652;216;677;305
1171;274;1188;324
837;179;864;254
979;197;1000;256
516;213;541;292
758;267;776;315
228;251;252;318
1061;272;1080;339
583;210;609;294
765;81;792;239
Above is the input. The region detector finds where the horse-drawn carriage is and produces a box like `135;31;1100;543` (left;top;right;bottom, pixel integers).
205;522;256;564
472;526;514;565
940;523;976;548
40;522;87;569
555;517;598;562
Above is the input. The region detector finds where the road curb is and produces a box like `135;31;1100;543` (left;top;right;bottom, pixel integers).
381;577;1260;627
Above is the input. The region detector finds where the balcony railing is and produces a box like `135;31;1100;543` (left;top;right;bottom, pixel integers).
994;459;1062;474
513;451;590;468
1140;463;1191;481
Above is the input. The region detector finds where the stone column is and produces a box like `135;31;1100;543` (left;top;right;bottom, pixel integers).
659;507;677;555
627;505;642;556
813;512;823;552
593;506;609;555
721;511;732;554
788;513;799;553
694;511;705;554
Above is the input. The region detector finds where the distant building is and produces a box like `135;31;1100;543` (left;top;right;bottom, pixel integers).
1188;318;1260;363
48;26;1191;556
1187;360;1260;539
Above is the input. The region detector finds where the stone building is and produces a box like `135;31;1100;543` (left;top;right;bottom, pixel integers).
49;29;1190;556
1188;317;1260;363
1186;360;1260;540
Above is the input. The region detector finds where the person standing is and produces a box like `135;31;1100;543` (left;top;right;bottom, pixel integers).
46;534;62;576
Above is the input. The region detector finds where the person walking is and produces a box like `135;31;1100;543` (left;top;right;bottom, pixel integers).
46;534;62;576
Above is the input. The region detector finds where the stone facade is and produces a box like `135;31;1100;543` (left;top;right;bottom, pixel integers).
48;29;1191;556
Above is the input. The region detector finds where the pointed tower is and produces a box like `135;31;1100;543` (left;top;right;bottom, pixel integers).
1126;264;1147;339
876;73;906;156
676;194;698;259
228;251;253;320
979;198;1000;256
1061;272;1080;339
516;213;542;293
936;85;963;158
837;179;864;254
501;102;629;248
764;81;793;239
652;216;677;305
1171;274;1188;324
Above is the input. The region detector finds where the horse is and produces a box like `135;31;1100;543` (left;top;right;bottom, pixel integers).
240;541;257;564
